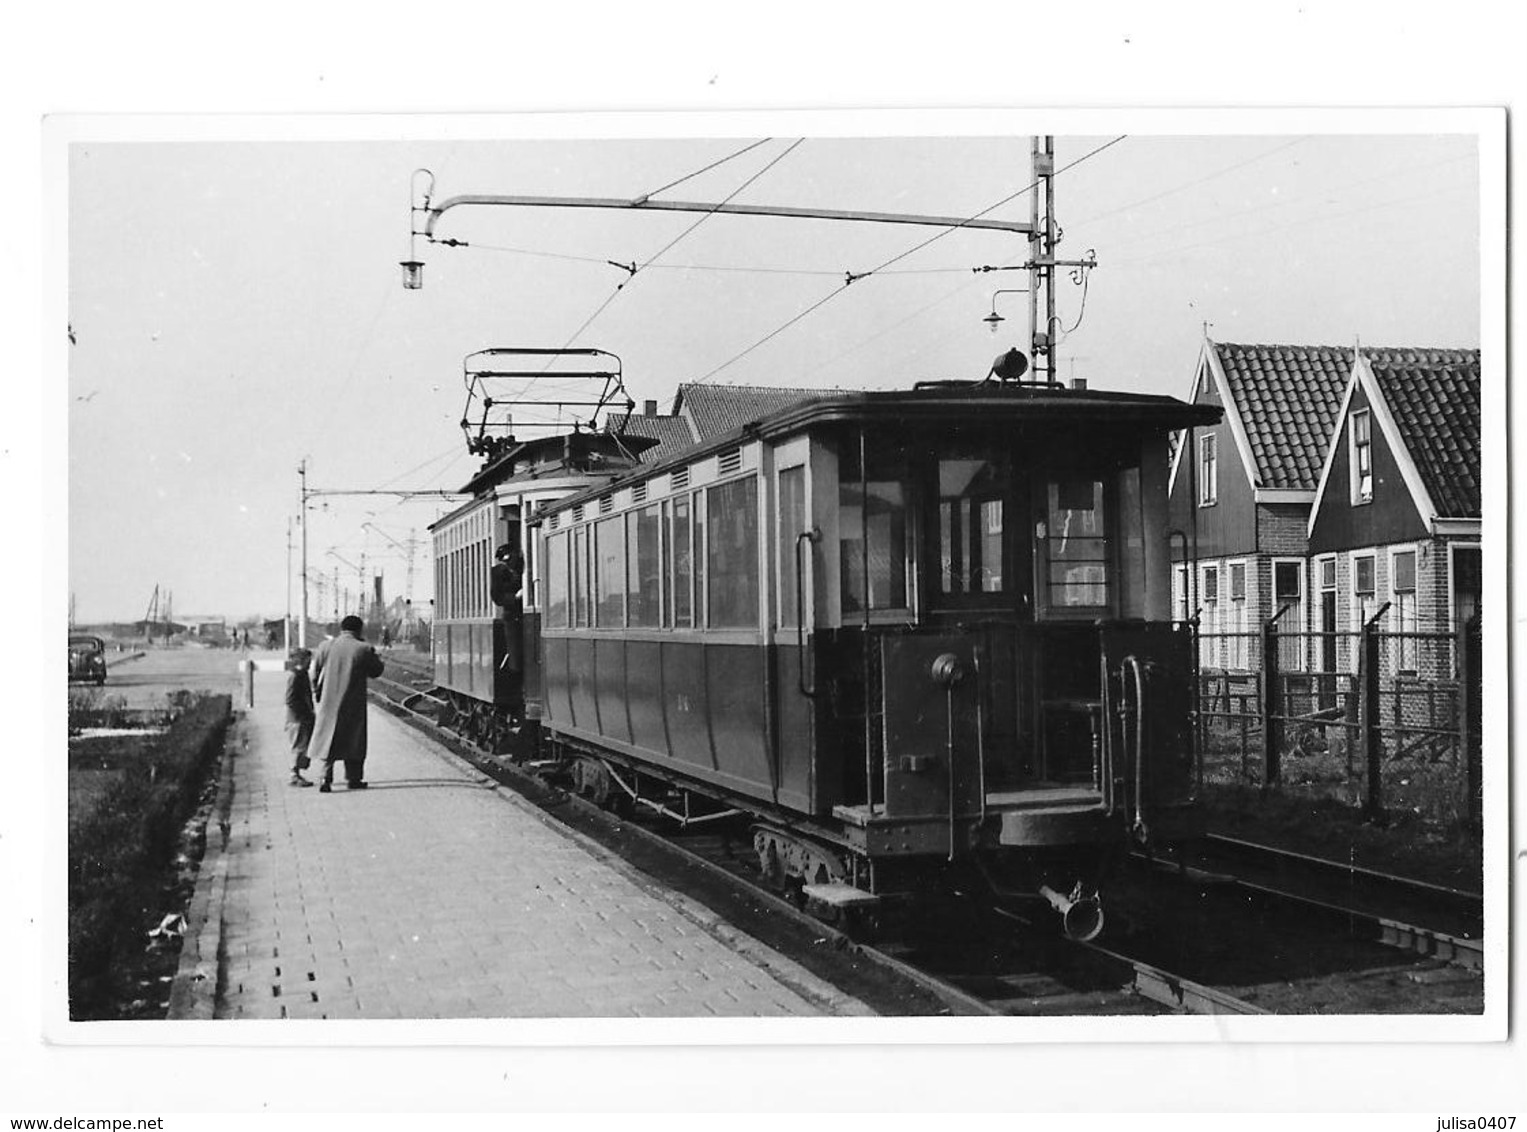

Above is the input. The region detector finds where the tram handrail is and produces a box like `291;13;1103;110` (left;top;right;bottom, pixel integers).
795;528;821;698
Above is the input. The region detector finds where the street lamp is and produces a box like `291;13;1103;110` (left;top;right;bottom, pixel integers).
984;287;1029;335
400;169;434;291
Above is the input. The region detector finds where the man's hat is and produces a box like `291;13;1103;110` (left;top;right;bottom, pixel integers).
340;614;365;634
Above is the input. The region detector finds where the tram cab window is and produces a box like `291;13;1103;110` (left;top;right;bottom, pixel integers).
1034;473;1113;617
937;453;1008;598
840;445;912;614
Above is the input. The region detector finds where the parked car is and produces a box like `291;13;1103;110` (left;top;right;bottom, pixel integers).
68;634;108;685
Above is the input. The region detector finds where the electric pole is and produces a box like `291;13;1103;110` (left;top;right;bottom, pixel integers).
299;459;310;648
285;515;293;653
1029;136;1057;387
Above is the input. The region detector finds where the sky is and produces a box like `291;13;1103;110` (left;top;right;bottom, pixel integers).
64;123;1485;624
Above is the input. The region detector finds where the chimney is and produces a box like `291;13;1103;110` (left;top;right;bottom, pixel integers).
1070;378;1088;391
643;400;658;417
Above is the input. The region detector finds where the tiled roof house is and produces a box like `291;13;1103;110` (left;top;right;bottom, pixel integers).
1167;341;1351;670
1169;339;1482;679
1306;347;1481;678
609;383;832;466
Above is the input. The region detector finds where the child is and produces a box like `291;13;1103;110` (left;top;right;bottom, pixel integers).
285;647;315;787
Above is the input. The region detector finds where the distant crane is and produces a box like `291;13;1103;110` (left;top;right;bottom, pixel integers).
143;585;160;644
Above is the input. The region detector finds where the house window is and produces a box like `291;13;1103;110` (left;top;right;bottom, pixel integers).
1173;563;1189;622
1316;555;1339;674
1274;560;1304;672
1201;563;1220;667
1199;433;1218;507
1227;561;1248;668
1351;409;1373;504
1353;554;1377;630
1392;548;1418;673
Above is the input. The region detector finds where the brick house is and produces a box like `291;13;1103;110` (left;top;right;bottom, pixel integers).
1167;341;1350;671
1305;347;1481;681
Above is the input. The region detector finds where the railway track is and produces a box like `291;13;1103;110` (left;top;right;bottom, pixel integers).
365;655;1482;1017
1167;833;1485;969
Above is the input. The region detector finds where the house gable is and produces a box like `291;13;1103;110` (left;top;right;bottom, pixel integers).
1167;344;1257;558
1308;365;1429;553
1368;349;1481;519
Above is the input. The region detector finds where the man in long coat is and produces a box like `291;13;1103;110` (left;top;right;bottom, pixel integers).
308;615;385;791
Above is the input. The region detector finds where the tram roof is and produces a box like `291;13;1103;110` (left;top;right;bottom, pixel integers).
540;381;1221;517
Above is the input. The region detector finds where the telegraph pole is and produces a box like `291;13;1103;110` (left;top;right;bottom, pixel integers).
299;459;310;648
284;516;293;653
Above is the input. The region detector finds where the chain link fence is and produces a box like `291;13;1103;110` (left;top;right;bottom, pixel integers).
1195;616;1481;828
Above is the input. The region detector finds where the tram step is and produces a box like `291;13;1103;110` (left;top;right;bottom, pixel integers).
801;883;880;908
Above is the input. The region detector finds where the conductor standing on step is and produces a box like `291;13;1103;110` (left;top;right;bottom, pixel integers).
491;543;525;674
308;614;385;792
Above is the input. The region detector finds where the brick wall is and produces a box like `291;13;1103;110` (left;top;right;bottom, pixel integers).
1256;502;1313;556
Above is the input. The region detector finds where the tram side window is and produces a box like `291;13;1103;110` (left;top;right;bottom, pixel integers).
628;504;662;627
544;532;568;627
669;495;694;628
707;476;757;628
572;525;590;628
778;466;806;627
595;517;625;627
1037;475;1110;615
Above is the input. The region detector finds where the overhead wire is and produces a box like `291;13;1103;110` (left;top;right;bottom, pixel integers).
1098;151;1479;262
518;138;806;401
1068;136;1311;228
686;135;1128;388
634;138;775;202
1106;177;1475;269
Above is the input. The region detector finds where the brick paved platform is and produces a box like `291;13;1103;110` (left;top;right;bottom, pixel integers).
172;664;872;1020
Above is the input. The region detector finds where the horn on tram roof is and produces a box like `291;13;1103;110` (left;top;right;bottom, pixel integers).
990;347;1030;383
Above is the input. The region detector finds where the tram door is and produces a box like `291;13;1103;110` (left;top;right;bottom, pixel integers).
880;633;983;829
923;446;1032;794
493;511;527;710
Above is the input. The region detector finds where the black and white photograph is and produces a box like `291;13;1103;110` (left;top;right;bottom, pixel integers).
54;119;1502;1032
6;3;1524;1122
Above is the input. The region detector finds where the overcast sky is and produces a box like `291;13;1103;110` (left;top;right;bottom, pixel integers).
65;123;1483;623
